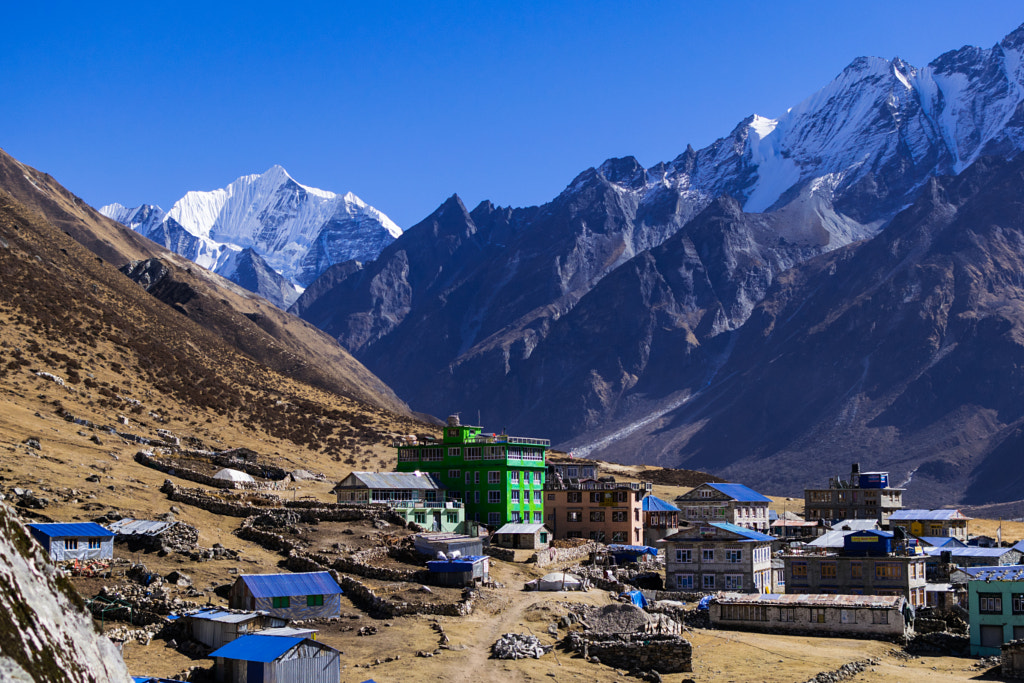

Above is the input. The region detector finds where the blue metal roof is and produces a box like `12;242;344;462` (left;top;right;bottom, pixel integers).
239;572;343;598
924;547;1016;558
706;483;772;503
607;544;658;555
709;522;776;542
917;536;966;548
958;565;1024;581
642;496;680;512
889;509;967;521
427;555;488;572
209;635;306;662
27;522;113;538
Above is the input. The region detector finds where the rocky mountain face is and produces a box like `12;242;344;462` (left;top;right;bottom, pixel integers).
101;165;402;306
292;24;1024;505
0;505;132;682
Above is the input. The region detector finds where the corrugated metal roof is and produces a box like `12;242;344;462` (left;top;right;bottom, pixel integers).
27;522;113;538
259;627;318;638
642;496;680;512
924;547;1017;558
494;523;548;535
889;509;968;521
709;522;776;542
239;572;343;598
188;609;261;624
209;635;305;662
959;565;1024;581
335;471;443;490
713;592;903;608
706;483;772;503
916;536;965;548
107;519;175;536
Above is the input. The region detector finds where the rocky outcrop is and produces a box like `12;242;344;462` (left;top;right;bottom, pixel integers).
0;503;133;682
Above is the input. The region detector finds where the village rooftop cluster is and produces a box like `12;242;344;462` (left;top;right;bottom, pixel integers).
15;415;1024;681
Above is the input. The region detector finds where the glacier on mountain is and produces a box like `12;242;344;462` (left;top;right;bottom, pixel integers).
100;166;402;303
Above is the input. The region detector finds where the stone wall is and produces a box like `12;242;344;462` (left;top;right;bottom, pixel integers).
534;543;597;568
486;546;516;562
567;632;692;674
138;451;263;489
1004;639;1024;679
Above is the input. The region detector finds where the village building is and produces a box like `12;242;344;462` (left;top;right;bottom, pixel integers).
929;546;1023;572
960;565;1024;656
426;554;490;586
543;480;648;544
491;522;552;550
915;536;966;549
674;483;772;532
709;593;910;640
209;634;340;683
228;572;344;620
770;511;825;542
27;522;114;562
545;453;599;483
642;495;681;546
332;471;464;533
782;530;928;607
804;520;881;550
394;415;549;528
661;522;775;593
183;609;287;650
412;532;484;558
107;517;198;553
803;463;904;525
888;509;970;542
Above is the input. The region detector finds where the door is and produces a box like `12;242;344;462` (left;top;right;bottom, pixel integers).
980;625;1004;649
1014;625;1024;640
433;511;441;531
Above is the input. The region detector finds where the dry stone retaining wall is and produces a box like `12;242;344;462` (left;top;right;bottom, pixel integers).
534;542;597;568
567;632;692;674
138;451;263;489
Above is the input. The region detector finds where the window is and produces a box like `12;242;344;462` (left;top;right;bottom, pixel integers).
872;610;889;624
448;448;460;458
488;491;501;504
617;492;627;502
485;446;505;459
612;510;627;523
567;511;582;522
850;561;862;579
700;489;713;498
721;604;767;621
809;608;826;623
510;470;519;483
567;466;578;478
423;448;443;461
702;548;715;562
533;512;542;523
465;447;481;461
590;511;605;522
791;561;807;578
474;472;480;484
676;549;693;564
446;513;458;524
465;472;472;484
715;507;726;518
1013;594;1024;615
88;539;101;549
724;575;743;590
539;532;548;543
534;490;542;502
64;539;78;550
511;512;521;523
875;563;902;580
676;574;694;590
474;491;480;504
778;607;795;622
307;594;324;606
414;512;426;524
820;562;837;579
726;549;742;564
511;490;520;502
547;493;555;500
979;593;1003;614
449;469;460;479
590;492;604;503
272;597;290;608
590;530;606;542
567;491;582;503
702;574;715;589
488;512;500;525
611;531;627;543
840;609;854;624
488;471;500;484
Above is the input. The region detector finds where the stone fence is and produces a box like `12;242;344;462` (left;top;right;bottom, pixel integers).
534;542;598;568
139;451;263;489
566;632;692;674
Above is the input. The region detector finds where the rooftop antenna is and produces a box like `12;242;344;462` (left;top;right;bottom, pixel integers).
478;409;481;426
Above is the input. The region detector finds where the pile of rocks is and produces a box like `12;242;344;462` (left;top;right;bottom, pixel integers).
8;487;48;509
802;658;880;683
102;623;161;646
906;631;970;657
492;633;551;659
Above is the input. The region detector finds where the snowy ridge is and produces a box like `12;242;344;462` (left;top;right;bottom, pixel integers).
100;166;403;295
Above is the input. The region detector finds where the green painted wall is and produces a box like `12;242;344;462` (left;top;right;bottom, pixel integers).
968;579;1024;656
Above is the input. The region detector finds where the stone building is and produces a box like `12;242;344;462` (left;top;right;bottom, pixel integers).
709;593;910;640
642;495;680;546
888;509;970;542
674;483;772;531
332;471;464;532
662;522;774;593
803;463;904;525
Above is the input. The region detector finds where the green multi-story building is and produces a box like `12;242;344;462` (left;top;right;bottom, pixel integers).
395;415;549;528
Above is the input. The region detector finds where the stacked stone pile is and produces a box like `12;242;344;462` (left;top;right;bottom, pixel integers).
492;633;551;659
906;631;970;657
102;623;161;646
802;658;880;683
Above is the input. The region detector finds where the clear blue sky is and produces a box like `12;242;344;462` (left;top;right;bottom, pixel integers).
2;1;1022;228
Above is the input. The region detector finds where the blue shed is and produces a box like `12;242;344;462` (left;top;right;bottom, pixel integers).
27;522;114;561
842;529;894;556
426;554;489;586
229;572;343;620
210;635;340;683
